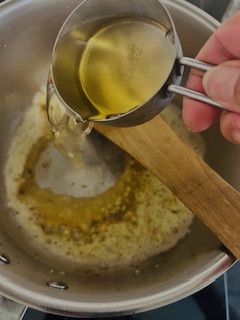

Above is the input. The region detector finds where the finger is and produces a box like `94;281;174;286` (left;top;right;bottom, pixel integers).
182;12;240;132
182;72;220;132
182;97;219;131
196;11;240;64
220;111;240;144
202;60;240;112
186;11;240;92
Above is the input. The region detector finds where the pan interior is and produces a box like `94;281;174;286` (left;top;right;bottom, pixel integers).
0;0;236;313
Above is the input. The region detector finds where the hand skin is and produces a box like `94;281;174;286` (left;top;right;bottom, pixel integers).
182;11;240;144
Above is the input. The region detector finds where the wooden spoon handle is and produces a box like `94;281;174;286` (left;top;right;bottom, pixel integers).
95;115;240;260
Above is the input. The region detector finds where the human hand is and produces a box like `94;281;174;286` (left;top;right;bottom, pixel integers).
182;11;240;144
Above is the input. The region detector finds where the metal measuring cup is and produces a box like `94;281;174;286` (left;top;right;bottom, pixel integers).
47;0;223;129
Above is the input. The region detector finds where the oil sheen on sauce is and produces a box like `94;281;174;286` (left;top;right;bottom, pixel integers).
4;91;198;268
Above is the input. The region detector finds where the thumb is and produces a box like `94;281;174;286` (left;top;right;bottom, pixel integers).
202;61;240;111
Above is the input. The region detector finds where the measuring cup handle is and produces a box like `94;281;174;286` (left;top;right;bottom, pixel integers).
168;84;224;109
167;57;225;110
179;56;213;72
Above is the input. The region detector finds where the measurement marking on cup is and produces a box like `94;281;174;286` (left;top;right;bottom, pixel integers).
128;44;143;62
120;72;134;86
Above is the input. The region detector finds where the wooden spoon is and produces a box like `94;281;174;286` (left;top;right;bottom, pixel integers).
95;115;240;260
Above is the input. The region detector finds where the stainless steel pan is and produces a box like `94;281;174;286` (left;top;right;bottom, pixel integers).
0;0;237;317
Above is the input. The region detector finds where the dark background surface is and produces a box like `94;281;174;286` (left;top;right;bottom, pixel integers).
21;262;240;319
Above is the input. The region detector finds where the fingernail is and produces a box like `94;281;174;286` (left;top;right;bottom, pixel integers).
232;129;240;144
203;66;240;102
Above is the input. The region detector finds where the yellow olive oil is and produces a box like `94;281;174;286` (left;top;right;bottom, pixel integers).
52;17;176;121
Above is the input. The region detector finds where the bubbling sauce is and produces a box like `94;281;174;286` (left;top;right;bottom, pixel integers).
4;90;205;268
